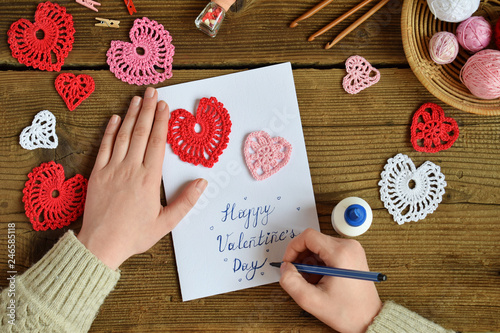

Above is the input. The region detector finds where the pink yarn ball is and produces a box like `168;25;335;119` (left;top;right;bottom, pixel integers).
460;49;500;99
456;16;492;53
429;31;459;64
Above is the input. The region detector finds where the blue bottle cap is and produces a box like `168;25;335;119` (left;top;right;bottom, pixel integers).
344;204;366;227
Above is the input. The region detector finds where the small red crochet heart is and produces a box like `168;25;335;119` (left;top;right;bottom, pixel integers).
7;2;75;72
167;97;232;168
410;103;459;153
55;73;95;111
23;162;88;231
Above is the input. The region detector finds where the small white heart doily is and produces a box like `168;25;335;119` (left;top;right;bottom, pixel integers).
20;110;58;150
378;153;447;225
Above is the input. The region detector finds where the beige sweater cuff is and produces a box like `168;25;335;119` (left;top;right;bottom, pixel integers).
367;301;454;333
16;230;120;332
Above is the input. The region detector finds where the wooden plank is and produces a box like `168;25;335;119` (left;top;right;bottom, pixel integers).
0;0;406;68
0;68;499;332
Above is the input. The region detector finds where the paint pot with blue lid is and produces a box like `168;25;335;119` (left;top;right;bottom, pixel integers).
331;197;373;237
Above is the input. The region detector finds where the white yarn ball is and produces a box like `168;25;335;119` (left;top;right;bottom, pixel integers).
427;0;480;23
429;31;459;64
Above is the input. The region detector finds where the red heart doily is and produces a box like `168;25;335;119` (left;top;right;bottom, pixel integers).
23;162;88;231
410;103;459;153
7;2;75;72
167;97;232;168
55;73;95;111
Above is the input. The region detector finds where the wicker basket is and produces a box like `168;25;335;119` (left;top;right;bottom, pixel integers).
401;0;500;115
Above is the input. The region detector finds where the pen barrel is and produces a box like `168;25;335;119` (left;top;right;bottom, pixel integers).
293;263;385;282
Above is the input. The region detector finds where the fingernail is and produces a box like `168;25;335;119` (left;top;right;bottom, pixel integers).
195;178;208;193
158;100;167;112
132;96;142;106
145;87;155;98
280;262;287;275
110;114;119;124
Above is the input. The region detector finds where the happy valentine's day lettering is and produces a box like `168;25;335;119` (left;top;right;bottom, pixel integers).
221;202;275;229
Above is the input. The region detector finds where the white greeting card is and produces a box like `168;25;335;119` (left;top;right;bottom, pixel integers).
159;63;319;301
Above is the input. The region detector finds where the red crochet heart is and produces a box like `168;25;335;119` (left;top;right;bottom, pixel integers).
23;162;88;231
410;103;459;153
7;2;75;72
167;97;232;168
55;73;95;111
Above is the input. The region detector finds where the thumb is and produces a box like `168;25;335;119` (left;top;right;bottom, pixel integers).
279;262;324;312
161;178;208;232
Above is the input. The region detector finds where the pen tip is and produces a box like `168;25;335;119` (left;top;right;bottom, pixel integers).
308;36;315;42
289;22;298;28
269;262;281;268
378;274;387;282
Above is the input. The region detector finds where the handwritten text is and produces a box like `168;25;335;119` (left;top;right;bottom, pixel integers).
221;203;275;229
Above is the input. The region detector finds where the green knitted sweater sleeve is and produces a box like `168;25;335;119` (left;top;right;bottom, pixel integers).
0;231;120;332
367;301;455;333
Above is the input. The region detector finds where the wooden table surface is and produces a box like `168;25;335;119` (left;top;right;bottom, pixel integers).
1;0;499;332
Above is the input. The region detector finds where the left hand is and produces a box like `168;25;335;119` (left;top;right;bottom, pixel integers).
77;87;207;270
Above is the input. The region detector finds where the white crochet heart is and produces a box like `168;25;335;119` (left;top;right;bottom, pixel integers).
378;153;446;225
20;110;58;150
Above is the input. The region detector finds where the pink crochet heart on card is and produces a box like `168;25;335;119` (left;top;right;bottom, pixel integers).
342;55;380;94
106;17;175;85
244;131;292;181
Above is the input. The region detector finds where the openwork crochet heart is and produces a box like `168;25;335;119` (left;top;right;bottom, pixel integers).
106;17;175;85
167;97;232;168
411;103;459;153
23;162;88;231
342;55;380;94
7;2;75;72
378;154;446;225
55;73;95;111
244;131;292;181
20;110;58;150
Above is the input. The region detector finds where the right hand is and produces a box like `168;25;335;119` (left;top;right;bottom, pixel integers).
279;228;382;333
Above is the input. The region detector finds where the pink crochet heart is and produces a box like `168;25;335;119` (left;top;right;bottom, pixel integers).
244;131;292;181
342;55;380;94
106;17;175;85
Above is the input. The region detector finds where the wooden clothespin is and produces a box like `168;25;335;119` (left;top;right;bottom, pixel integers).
95;17;120;28
124;0;137;15
75;0;101;12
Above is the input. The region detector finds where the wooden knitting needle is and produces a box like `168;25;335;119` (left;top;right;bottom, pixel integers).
325;0;390;49
308;0;375;41
290;0;335;28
